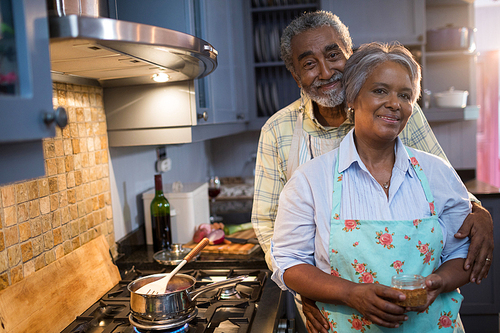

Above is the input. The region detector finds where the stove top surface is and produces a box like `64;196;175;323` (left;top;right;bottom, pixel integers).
61;268;269;333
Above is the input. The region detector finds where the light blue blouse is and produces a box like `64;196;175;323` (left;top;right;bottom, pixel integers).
270;129;471;293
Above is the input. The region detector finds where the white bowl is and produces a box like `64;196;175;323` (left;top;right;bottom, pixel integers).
434;88;468;108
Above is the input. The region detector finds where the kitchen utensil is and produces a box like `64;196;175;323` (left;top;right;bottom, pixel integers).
434;87;468;108
426;26;476;52
128;273;247;321
135;238;209;295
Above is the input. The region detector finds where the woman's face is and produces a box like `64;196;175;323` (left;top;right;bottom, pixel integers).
351;61;414;145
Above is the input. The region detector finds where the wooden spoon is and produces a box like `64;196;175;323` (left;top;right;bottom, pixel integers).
135;238;209;295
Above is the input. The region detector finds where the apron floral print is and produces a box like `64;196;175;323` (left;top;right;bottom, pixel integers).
317;148;464;332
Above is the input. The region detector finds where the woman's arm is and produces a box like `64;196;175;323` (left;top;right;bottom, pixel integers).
284;264;409;328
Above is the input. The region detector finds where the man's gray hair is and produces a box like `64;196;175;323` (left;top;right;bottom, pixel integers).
343;42;422;109
280;10;353;75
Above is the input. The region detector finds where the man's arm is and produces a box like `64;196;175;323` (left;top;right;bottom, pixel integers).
401;104;494;282
455;201;494;283
252;127;286;269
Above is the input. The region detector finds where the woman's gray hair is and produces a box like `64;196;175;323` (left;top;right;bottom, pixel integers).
281;10;353;75
343;42;422;112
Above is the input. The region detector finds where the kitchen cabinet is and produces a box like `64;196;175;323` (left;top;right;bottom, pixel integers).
111;0;249;140
246;0;320;130
423;0;478;114
460;180;500;333
0;0;58;184
321;0;425;47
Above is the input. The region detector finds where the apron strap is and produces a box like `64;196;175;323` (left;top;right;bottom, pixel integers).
330;150;343;220
405;147;436;214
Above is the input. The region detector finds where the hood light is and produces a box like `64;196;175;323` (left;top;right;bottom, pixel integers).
152;73;170;83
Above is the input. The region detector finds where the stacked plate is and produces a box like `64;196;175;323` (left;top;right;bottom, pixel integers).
257;81;280;116
254;22;282;63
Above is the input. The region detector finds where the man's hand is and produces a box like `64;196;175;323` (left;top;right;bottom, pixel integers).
301;296;329;333
455;202;494;284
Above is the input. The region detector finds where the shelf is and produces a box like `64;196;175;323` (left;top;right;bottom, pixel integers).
425;50;477;58
423;105;479;122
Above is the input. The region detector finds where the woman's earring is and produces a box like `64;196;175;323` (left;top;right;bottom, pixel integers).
347;107;354;122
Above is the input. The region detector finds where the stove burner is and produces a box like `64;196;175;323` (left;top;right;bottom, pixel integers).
133;323;189;333
218;286;242;300
129;309;198;331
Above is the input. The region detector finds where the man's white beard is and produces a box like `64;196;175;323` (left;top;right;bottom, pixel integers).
310;88;345;108
301;72;345;108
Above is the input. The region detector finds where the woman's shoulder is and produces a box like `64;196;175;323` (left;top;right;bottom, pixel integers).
406;147;462;184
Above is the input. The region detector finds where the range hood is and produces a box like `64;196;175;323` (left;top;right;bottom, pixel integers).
48;15;218;87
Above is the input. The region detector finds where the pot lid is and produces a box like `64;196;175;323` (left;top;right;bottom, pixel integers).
435;87;469;96
49;15;218;87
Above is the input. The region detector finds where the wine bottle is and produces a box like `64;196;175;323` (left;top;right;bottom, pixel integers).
151;174;172;252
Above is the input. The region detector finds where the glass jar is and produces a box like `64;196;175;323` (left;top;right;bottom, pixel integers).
391;274;427;307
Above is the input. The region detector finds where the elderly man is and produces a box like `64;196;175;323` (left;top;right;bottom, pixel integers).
251;10;493;333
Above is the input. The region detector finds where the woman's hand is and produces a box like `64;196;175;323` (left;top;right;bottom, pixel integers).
301;296;330;333
405;274;444;313
455;202;494;284
346;283;408;328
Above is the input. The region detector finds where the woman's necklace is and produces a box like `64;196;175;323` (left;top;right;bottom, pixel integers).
382;180;390;189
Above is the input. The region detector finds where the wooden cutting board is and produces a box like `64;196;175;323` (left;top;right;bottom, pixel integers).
183;228;260;255
0;235;121;333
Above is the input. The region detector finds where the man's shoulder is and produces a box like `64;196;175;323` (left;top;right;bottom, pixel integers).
261;98;302;131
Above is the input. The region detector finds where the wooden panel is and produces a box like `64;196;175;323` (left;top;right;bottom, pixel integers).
0;235;121;333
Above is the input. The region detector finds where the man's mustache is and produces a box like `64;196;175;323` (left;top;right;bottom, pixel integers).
311;72;343;88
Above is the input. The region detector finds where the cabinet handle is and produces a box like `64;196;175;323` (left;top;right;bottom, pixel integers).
197;112;209;121
237;113;245;120
43;107;68;129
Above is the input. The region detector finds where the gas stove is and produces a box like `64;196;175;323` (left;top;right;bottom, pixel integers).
61;267;272;333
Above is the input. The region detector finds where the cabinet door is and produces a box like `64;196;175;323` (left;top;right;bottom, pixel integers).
0;0;55;185
200;0;249;125
320;0;425;46
0;0;54;143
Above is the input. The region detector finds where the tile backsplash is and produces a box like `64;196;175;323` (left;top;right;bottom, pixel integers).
0;82;115;291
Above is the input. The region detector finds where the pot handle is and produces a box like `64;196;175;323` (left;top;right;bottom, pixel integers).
189;275;248;301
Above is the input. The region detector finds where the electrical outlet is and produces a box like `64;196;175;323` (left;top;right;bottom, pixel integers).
156;158;172;172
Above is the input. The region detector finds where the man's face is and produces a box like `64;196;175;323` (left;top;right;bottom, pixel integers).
290;26;348;108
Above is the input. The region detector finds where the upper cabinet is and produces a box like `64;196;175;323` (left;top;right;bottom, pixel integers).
423;0;478;115
0;0;60;185
105;0;249;146
321;0;425;47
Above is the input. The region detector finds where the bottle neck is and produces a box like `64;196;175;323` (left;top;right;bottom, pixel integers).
154;175;163;194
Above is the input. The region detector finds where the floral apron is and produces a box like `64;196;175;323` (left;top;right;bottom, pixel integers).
316;148;464;332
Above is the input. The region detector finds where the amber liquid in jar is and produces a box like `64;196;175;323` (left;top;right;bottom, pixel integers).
391;274;427;307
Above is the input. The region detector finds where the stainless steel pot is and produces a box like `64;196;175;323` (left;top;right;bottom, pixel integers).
128;273;246;322
46;0;109;18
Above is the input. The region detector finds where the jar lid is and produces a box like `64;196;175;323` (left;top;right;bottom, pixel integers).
391;274;425;290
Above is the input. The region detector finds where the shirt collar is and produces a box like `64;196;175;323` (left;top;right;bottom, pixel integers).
338;129;413;177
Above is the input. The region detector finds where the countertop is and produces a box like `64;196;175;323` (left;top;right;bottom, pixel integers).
115;244;268;275
465;179;500;196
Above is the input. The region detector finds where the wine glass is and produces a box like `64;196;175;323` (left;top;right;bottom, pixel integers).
208;176;222;222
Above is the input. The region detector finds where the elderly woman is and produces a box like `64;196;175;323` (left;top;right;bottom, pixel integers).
270;42;472;332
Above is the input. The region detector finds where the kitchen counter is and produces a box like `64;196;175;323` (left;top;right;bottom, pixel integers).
465;179;500;196
115;244;268;276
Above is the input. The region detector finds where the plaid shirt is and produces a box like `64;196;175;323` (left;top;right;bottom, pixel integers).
252;92;455;267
